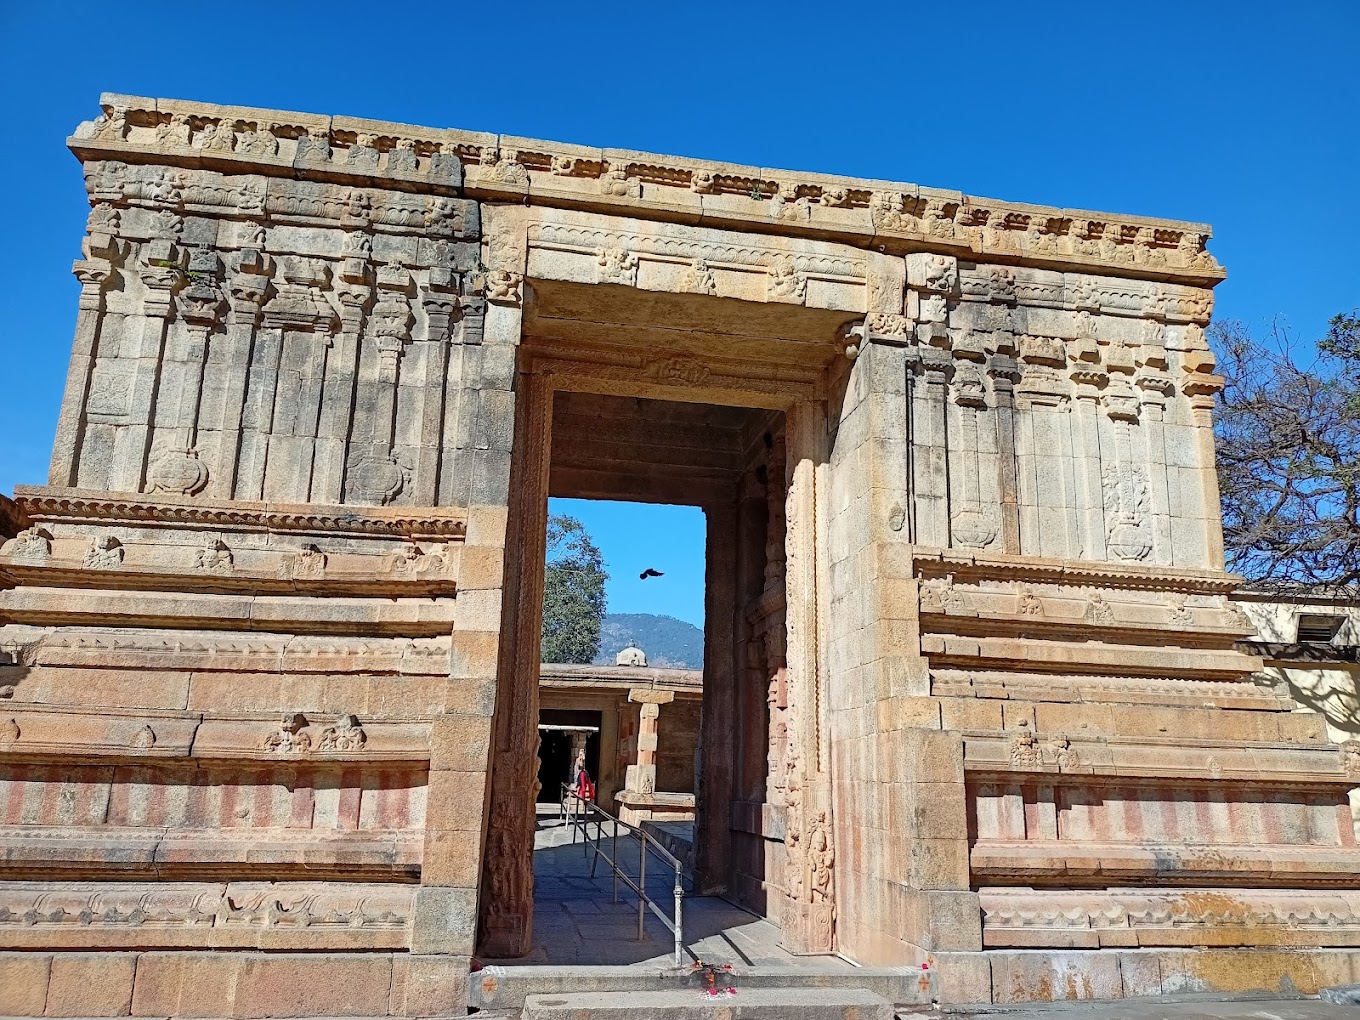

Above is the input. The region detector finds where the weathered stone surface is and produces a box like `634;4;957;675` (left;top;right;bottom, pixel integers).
522;987;893;1020
45;952;136;1016
0;91;1354;1016
0;952;51;1015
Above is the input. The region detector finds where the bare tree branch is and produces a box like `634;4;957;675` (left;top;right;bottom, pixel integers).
1213;312;1360;593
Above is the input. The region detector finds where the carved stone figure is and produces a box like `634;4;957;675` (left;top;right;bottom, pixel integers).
3;527;52;563
1010;729;1041;768
317;715;366;752
278;545;327;580
193;538;234;575
82;534;124;570
262;713;312;754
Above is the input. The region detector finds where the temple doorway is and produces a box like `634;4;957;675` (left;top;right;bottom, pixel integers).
478;279;844;963
535;710;601;805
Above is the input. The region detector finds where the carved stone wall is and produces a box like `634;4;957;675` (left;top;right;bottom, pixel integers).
1;90;1356;1012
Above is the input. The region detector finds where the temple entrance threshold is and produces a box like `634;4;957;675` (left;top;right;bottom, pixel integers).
483;805;814;968
470;808;927;1011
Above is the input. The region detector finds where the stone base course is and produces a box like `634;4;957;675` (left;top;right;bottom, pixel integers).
0;953;468;1019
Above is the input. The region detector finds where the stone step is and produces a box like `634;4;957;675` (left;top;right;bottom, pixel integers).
523;987;893;1020
473;964;931;1011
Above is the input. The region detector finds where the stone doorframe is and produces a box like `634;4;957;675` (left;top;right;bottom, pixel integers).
473;205;878;957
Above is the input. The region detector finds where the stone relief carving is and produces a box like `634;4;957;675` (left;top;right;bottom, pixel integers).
1341;740;1360;779
1016;585;1044;617
82;534;124;570
596;247;639;286
1086;592;1115;626
384;543;450;576
600;167;641;198
1167;594;1194;627
277;545;327;580
261;713;312;754
1010;728;1040;767
0;883;413;933
0;718;19;744
129;725;157;750
261;712;367;755
1219;597;1253;631
679;258;717;296
193;538;234;575
1101;465;1152;562
317;714;367;752
477;146;530;186
767;255;806;303
345;450;408;506
1047;735;1078;769
951;508;997;550
919;575;969;614
648;356;710;387
485;269;523;305
2;527;53;563
148;448;209;496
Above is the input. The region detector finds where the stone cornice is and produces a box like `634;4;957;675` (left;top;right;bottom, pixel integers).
914;549;1243;594
70;93;1224;286
11;487;467;540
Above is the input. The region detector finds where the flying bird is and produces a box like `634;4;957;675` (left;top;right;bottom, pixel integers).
639;568;664;580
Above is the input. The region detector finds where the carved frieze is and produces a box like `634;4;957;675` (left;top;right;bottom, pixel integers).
0;881;413;945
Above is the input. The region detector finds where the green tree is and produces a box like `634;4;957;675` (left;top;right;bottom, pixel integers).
1213;311;1360;589
540;514;609;663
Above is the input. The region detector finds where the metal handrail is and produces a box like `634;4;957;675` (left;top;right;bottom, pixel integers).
559;783;685;965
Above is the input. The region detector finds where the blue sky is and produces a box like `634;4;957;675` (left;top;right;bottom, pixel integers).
2;1;1356;627
550;499;707;627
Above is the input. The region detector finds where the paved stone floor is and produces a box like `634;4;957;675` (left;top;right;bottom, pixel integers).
482;807;852;969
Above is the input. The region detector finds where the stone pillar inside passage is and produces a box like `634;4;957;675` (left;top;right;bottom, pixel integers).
694;499;738;894
624;689;673;795
777;399;836;955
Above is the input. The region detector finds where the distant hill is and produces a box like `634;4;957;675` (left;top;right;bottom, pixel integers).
594;613;703;669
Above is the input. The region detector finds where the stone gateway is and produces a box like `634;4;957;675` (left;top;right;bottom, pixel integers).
0;93;1356;1013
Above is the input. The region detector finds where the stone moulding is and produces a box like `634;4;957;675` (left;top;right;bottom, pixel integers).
527;220;866;305
9;628;451;675
913;549;1242;595
979;888;1360;948
965;735;1355;783
0;706;430;763
0;880;414;950
0;558;457;600
930;669;1293;710
971;840;1359;887
72;93;1224;285
0;586;457;639
0;826;422;882
10;488;468;541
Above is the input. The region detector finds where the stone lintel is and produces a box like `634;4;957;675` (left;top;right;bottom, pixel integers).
628;688;676;705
